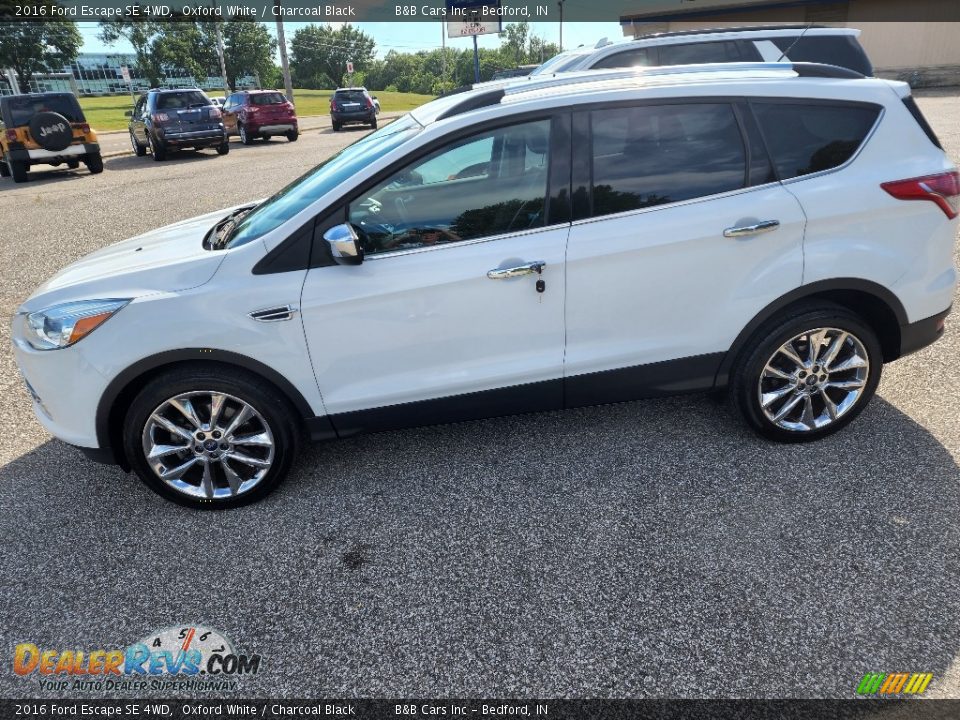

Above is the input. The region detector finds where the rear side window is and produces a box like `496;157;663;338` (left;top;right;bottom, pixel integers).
590;103;746;217
8;95;83;126
157;91;210;110
751;102;881;180
658;41;747;65
770;35;873;76
592;48;655;69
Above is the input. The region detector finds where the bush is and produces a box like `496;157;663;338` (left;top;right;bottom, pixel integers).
385;84;398;93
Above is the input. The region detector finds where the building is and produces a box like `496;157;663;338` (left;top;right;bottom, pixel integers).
619;0;960;86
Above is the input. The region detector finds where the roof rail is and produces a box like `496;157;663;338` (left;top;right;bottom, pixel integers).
792;62;864;79
435;88;505;120
633;24;828;39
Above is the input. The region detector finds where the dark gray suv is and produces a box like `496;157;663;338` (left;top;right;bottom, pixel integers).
127;89;228;161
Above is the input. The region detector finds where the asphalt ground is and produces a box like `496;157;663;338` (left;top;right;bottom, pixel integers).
0;91;959;700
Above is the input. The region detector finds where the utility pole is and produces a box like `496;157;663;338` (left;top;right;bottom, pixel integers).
558;0;565;52
215;22;230;94
274;1;294;102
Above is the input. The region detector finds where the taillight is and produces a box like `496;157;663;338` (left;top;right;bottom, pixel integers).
366;98;374;109
152;112;169;123
208;106;221;119
882;171;960;219
5;129;16;141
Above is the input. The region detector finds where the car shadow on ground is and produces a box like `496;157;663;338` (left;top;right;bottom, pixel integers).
0;166;98;187
0;394;958;697
101;150;229;173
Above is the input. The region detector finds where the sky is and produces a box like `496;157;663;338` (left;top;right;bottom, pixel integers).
75;21;626;59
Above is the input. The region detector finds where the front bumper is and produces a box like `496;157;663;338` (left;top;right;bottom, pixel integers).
899;306;952;358
11;314;108;450
8;143;100;163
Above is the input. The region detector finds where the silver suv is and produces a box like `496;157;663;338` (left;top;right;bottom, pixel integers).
531;26;872;77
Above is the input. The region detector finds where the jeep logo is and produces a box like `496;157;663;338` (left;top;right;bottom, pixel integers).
39;122;67;138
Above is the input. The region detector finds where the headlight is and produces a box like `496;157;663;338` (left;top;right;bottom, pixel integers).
22;299;130;351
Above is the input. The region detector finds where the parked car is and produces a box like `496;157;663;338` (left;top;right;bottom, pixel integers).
527;26;872;77
12;63;957;508
330;87;378;131
209;96;226;109
127;88;228;161
0;92;103;183
222;90;298;145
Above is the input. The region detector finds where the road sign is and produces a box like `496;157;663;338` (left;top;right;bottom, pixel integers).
346;61;354;74
120;66;130;83
446;0;502;38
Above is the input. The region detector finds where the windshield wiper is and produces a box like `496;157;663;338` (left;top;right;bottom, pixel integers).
205;206;255;250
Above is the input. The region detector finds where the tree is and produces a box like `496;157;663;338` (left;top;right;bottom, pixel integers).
221;20;277;91
0;16;82;90
98;19;166;87
290;25;375;89
501;21;530;66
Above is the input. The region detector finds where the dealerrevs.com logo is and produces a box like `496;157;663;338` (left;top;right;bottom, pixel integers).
13;626;263;692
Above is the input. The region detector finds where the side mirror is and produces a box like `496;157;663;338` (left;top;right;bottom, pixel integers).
323;223;363;265
124;110;133;117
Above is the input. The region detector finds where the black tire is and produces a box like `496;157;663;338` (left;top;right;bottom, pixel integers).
0;158;9;177
130;131;147;157
286;130;298;142
151;137;166;161
122;366;301;509
28;111;73;151
10;159;27;183
216;140;229;155
85;153;104;174
239;123;254;145
332;120;341;132
67;159;80;169
263;134;272;141
730;302;883;443
370;119;378;129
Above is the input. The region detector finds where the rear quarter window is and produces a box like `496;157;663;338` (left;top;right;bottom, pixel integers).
751;102;881;180
770;35;873;76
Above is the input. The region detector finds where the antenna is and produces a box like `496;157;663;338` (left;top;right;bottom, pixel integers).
777;23;813;63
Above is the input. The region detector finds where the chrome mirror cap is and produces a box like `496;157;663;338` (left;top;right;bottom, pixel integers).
323;223;363;265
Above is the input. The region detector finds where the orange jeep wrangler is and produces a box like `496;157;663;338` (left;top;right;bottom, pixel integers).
0;92;103;183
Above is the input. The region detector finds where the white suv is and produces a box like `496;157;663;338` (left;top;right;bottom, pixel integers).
12;63;958;508
530;26;872;77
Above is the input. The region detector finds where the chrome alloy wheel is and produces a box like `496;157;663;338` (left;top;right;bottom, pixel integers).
758;328;870;432
141;391;275;500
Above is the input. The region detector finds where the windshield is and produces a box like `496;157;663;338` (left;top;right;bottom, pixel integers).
226;115;422;248
529;52;588;76
250;92;286;106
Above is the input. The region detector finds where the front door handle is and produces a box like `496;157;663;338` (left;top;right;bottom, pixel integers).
487;261;546;280
723;220;780;238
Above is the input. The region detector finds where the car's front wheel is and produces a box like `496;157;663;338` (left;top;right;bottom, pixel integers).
730;303;882;442
123;366;300;509
130;131;147;157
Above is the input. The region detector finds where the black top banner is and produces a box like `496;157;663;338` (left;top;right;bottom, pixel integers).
1;0;958;23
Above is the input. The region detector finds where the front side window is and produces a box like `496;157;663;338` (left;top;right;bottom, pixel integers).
348;119;551;255
590;103;746;217
751;102;881;180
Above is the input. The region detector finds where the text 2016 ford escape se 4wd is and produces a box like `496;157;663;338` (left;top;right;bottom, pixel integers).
12;63;958;508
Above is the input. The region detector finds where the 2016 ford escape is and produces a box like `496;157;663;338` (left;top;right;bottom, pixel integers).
12;63;958;508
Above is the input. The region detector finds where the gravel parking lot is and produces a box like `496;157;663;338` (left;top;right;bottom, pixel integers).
1;92;959;700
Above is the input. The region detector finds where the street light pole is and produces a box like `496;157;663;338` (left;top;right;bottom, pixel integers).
274;0;294;102
558;0;565;52
214;22;230;94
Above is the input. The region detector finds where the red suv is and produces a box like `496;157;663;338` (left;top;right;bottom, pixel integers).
222;90;298;145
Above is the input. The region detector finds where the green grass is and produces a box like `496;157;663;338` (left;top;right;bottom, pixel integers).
77;89;435;132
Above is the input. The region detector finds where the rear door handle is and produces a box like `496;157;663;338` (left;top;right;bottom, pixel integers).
487;261;545;280
723;220;780;238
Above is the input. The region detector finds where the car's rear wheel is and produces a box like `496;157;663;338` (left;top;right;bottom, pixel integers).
150;136;166;161
85;153;103;174
0;158;9;177
730;303;882;442
332;120;341;132
216;140;229;155
130;131;146;157
67;159;80;169
239;123;253;145
286;130;298;142
10;159;27;183
370;119;378;129
123;366;300;509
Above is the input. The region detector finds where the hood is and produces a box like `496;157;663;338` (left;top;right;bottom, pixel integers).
21;204;260;312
